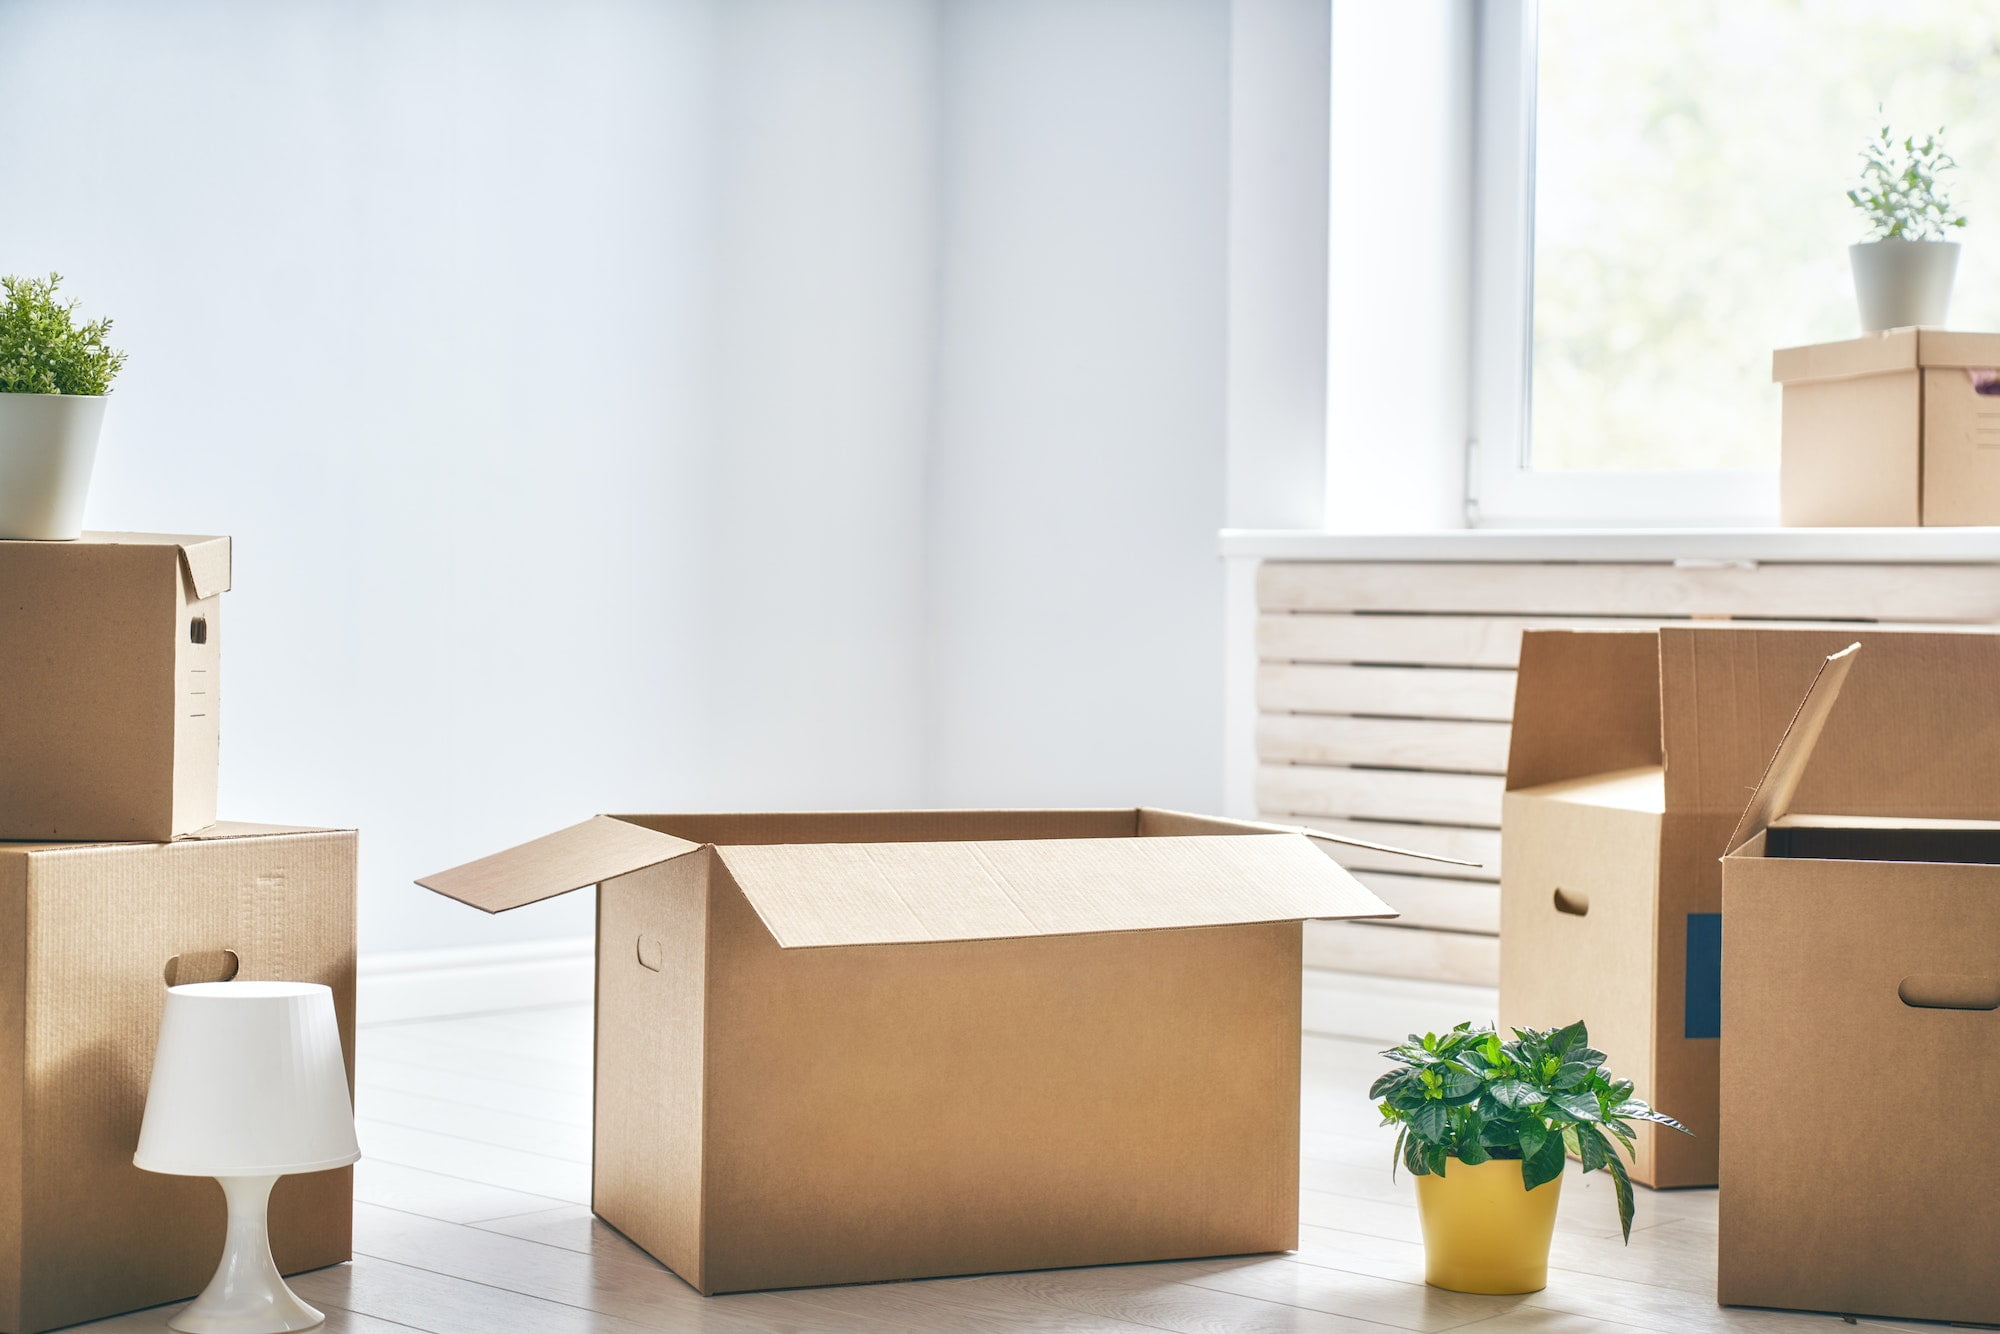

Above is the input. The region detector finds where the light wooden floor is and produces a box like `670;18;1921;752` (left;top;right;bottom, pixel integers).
82;1002;1944;1333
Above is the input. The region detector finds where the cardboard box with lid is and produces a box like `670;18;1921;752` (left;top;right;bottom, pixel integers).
1498;624;1997;1188
1720;634;2000;1325
0;822;356;1334
0;532;230;842
1773;326;2000;525
418;807;1447;1295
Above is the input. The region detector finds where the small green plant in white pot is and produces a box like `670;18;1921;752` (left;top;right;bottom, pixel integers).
0;273;127;541
1846;119;1967;332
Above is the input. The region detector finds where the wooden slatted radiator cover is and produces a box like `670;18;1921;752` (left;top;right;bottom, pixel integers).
1239;539;2000;1018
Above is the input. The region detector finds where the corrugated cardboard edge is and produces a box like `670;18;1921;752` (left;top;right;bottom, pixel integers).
1725;644;1861;853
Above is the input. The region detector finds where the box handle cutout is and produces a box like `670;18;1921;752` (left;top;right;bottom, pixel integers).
1552;887;1589;917
1898;975;2000;1011
636;934;665;973
189;615;208;645
164;949;239;987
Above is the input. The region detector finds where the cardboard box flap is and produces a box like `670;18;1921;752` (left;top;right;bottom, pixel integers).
1506;630;1662;791
418;815;703;912
175;535;231;600
1665;626;2000;822
1139;807;1482;868
715;833;1396;948
73;531;233;599
1727;643;1860;851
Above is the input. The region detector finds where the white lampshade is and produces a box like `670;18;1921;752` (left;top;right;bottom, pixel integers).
135;982;360;1177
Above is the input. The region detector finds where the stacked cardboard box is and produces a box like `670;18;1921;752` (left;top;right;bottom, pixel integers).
0;533;357;1333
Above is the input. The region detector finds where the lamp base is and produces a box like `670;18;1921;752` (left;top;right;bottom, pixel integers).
171;1175;324;1333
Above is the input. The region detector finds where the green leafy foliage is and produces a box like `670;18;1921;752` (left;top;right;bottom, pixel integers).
1371;1021;1691;1242
0;274;126;395
1847;116;1968;242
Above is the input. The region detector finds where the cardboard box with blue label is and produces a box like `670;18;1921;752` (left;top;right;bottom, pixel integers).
1496;624;1993;1187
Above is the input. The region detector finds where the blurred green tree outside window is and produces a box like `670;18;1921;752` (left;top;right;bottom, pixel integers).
1530;1;2000;471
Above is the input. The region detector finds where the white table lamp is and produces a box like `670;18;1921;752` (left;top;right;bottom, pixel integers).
135;981;360;1334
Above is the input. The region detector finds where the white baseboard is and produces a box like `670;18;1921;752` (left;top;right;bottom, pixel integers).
357;937;595;1025
1303;967;1497;1044
357;946;1496;1039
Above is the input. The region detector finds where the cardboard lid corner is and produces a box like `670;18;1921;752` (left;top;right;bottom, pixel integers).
176;534;232;600
1726;642;1862;851
417;815;703;913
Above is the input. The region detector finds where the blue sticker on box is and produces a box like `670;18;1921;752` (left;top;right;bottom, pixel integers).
1685;913;1721;1040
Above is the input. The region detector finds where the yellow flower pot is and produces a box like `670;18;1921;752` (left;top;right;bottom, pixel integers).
1413;1157;1563;1294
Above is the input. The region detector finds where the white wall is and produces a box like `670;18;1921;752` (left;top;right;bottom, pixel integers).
926;0;1233;810
0;0;1255;953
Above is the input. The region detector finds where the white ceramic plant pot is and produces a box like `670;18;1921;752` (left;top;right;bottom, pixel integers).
1850;239;1960;332
0;392;106;540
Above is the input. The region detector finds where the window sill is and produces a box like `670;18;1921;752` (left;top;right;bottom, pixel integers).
1218;527;2000;564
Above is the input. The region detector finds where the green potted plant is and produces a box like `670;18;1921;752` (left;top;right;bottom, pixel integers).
1371;1021;1689;1295
1846;118;1967;332
0;273;126;540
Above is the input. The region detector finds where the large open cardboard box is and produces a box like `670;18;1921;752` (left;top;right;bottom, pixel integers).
0;823;356;1334
1720;636;2000;1324
1773;326;2000;525
420;808;1411;1294
0;532;230;842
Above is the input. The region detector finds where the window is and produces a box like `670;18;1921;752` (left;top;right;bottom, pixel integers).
1470;0;2000;525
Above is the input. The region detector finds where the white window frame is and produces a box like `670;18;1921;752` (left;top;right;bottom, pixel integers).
1466;0;1780;527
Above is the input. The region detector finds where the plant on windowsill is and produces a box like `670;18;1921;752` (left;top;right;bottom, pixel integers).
1846;117;1968;333
1371;1020;1690;1296
0;273;127;541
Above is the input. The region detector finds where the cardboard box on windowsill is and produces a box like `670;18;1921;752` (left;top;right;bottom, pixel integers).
0;822;357;1334
1720;636;2000;1325
417;807;1443;1296
1773;327;2000;525
0;532;230;842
